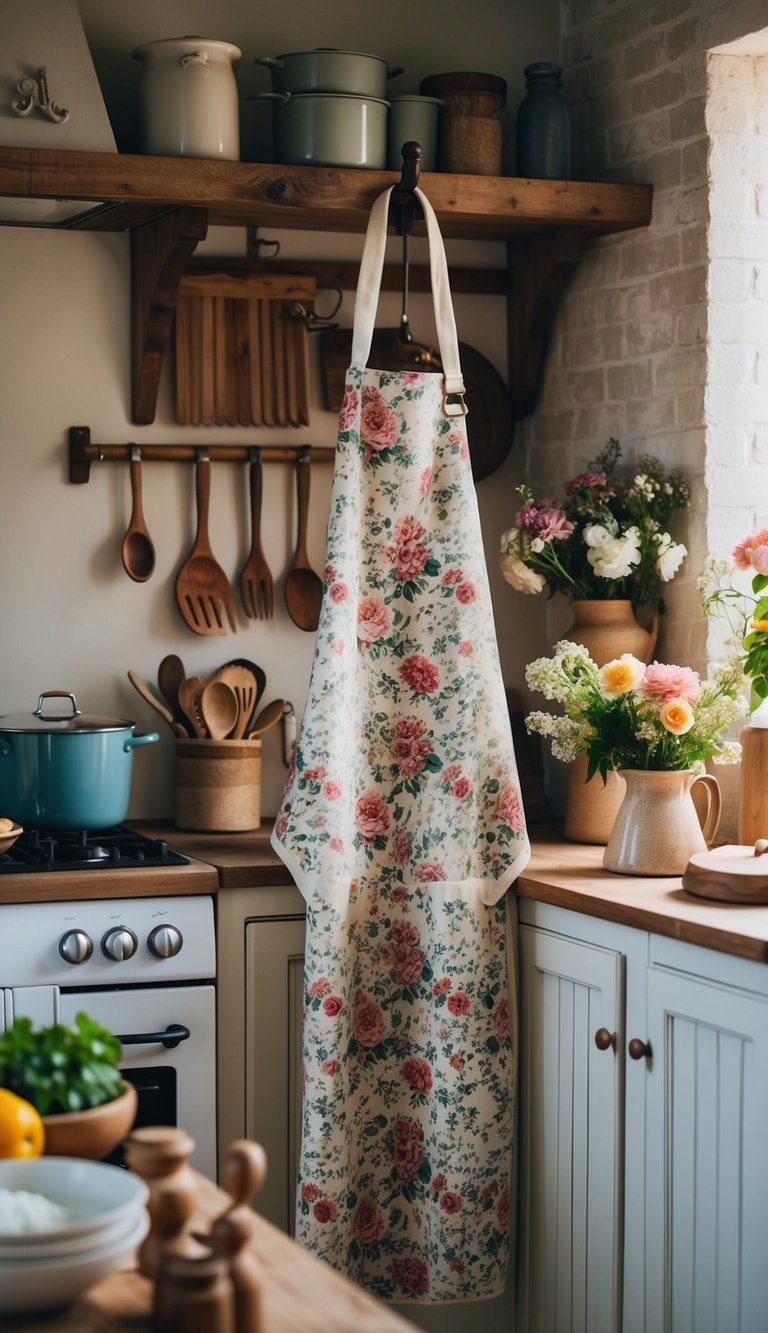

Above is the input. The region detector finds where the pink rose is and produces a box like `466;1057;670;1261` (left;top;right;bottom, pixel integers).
391;736;432;777
324;563;336;581
332;639;345;656
495;1189;510;1234
493;782;524;831
733;528;768;573
400;1057;433;1094
447;991;470;1016
304;765;326;781
414;859;445;882
391;944;426;986
450;1256;465;1274
391;920;420;945
442;568;463;586
352;988;387;1048
431;1173;447;1193
329;836;344;854
390;884;406;903
338;385;359;431
310;977;331;998
448;1051;465;1070
400;655;440;694
313;1198;338;1223
388;1117;424;1183
443;763;462;782
455;580;479;604
394;715;426;739
323;780;342;800
274;810;289;839
355;790;390;839
459;639;474;657
391;829;412;867
360;394;399;450
451;777;472;800
329;581;349;603
440;1191;462;1214
641;661;701;704
389;1255;430;1297
301;1182;321;1203
419;466;434;497
432;977;451;995
351;1196;386;1248
321;1058;340;1076
323;995;344;1017
493;998;510;1041
357;595;391;643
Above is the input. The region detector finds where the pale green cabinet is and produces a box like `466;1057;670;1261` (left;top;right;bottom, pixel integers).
517;901;768;1333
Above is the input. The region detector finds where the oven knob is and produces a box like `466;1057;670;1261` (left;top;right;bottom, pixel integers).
101;927;138;961
58;930;93;965
147;924;183;958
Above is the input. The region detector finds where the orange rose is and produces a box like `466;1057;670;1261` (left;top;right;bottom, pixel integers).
659;696;695;735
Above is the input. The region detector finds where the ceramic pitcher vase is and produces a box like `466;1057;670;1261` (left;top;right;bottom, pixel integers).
563;599;658;844
603;769;721;876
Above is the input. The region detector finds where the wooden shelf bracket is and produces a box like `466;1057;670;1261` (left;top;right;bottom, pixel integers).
506;226;589;420
130;206;209;425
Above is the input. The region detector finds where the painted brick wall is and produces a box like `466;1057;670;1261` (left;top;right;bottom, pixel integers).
513;0;768;825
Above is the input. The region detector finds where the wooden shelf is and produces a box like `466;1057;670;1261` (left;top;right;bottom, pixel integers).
0;147;653;430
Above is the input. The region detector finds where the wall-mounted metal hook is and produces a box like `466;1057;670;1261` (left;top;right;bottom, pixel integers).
246;226;281;259
286;287;343;332
11;66;69;123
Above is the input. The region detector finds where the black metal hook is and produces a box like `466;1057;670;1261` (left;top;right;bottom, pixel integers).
388;141;423;237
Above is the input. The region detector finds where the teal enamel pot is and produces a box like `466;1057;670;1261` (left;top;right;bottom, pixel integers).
251;91;389;168
253;49;403;99
0;692;159;830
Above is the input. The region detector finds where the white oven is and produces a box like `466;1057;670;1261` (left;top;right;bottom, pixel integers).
0;894;216;1178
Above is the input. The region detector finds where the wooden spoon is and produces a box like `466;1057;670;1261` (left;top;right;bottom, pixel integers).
214;664;257;741
177;675;210;738
158;654;191;735
200;679;239;740
221;658;267;718
127;670;186;737
246;697;284;738
284;449;323;632
121;448;156;582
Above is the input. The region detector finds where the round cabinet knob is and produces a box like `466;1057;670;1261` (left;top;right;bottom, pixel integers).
628;1038;652;1061
102;926;138;961
594;1027;616;1052
59;929;93;965
148;924;183;959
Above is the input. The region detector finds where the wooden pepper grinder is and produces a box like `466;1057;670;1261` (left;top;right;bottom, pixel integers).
124;1126;206;1280
205;1140;268;1333
153;1253;235;1333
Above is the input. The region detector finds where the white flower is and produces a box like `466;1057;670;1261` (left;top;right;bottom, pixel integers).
655;531;687;582
499;527;545;593
587;526;642;580
583;523;613;550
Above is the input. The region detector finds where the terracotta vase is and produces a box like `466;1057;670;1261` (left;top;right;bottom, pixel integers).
603;769;721;876
563;598;659;845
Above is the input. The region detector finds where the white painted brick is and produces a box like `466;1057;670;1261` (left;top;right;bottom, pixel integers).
705;90;752;135
705;505;752;554
708;182;755;220
708;468;768;507
753;426;768;467
704;383;768;425
754;263;768;299
707;53;754;92
701;424;751;467
754;59;768;95
756;185;768;217
709;301;768;342
708;260;754;302
706;344;755;384
756;349;768;383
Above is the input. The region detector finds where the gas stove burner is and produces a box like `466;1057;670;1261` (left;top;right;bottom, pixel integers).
0;827;190;873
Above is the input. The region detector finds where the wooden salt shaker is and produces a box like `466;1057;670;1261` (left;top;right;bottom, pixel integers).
124;1126;206;1280
153;1253;236;1333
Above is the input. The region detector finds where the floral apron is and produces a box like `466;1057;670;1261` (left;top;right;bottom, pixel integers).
272;186;530;1304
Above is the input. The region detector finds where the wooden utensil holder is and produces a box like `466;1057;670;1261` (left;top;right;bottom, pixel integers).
175;738;262;831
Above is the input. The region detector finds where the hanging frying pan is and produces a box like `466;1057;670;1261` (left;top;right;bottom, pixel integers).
319;327;514;482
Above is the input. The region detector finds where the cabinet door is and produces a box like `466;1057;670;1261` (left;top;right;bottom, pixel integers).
519;925;624;1333
644;966;768;1333
244;916;305;1235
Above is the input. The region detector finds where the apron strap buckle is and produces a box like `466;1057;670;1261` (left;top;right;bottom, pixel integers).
442;384;468;418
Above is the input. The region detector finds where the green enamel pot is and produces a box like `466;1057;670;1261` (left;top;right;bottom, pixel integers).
253;90;389;169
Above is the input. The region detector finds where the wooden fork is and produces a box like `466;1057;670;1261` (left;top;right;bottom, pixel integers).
239;448;274;620
175;452;237;636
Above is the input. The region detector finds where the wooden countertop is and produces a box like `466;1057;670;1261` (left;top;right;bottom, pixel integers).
0;1172;416;1333
130;822;295;889
518;835;768;964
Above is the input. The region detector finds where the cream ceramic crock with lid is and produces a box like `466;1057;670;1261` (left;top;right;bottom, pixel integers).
132;35;242;160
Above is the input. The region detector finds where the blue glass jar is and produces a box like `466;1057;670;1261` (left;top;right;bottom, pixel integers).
515;61;573;180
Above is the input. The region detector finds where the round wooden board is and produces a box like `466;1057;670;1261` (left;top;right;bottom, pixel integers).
682;844;768;903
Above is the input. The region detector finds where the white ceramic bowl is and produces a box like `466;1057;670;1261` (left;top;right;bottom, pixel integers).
0;1203;141;1260
0;1208;148;1314
0;1157;148;1245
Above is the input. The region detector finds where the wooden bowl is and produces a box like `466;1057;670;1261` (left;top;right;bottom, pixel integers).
0;821;22;855
42;1081;138;1160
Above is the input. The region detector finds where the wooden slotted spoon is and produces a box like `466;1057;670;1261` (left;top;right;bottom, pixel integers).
214;664;258;741
175;453;237;636
177;674;210;738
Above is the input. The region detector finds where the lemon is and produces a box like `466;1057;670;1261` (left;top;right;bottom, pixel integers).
0;1088;45;1158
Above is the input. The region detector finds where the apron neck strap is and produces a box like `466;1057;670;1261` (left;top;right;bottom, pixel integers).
351;186;467;418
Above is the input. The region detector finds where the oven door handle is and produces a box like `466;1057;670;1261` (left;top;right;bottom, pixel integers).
116;1023;190;1050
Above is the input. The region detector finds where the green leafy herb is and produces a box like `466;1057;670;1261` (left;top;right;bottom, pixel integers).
0;1012;124;1116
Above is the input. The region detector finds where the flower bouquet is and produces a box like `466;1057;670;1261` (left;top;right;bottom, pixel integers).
525;640;746;782
499;439;689;610
699;527;768;709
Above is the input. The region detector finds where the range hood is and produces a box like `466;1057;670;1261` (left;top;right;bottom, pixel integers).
0;0;116;224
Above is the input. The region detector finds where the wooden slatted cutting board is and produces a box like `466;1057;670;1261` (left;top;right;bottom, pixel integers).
174;271;316;428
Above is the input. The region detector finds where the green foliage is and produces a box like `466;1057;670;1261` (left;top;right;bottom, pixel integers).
0;1012;124;1115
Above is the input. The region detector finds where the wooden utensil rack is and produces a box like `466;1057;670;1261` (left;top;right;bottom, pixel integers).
67;426;333;484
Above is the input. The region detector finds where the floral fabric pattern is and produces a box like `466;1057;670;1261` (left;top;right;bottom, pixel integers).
272;359;529;1303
